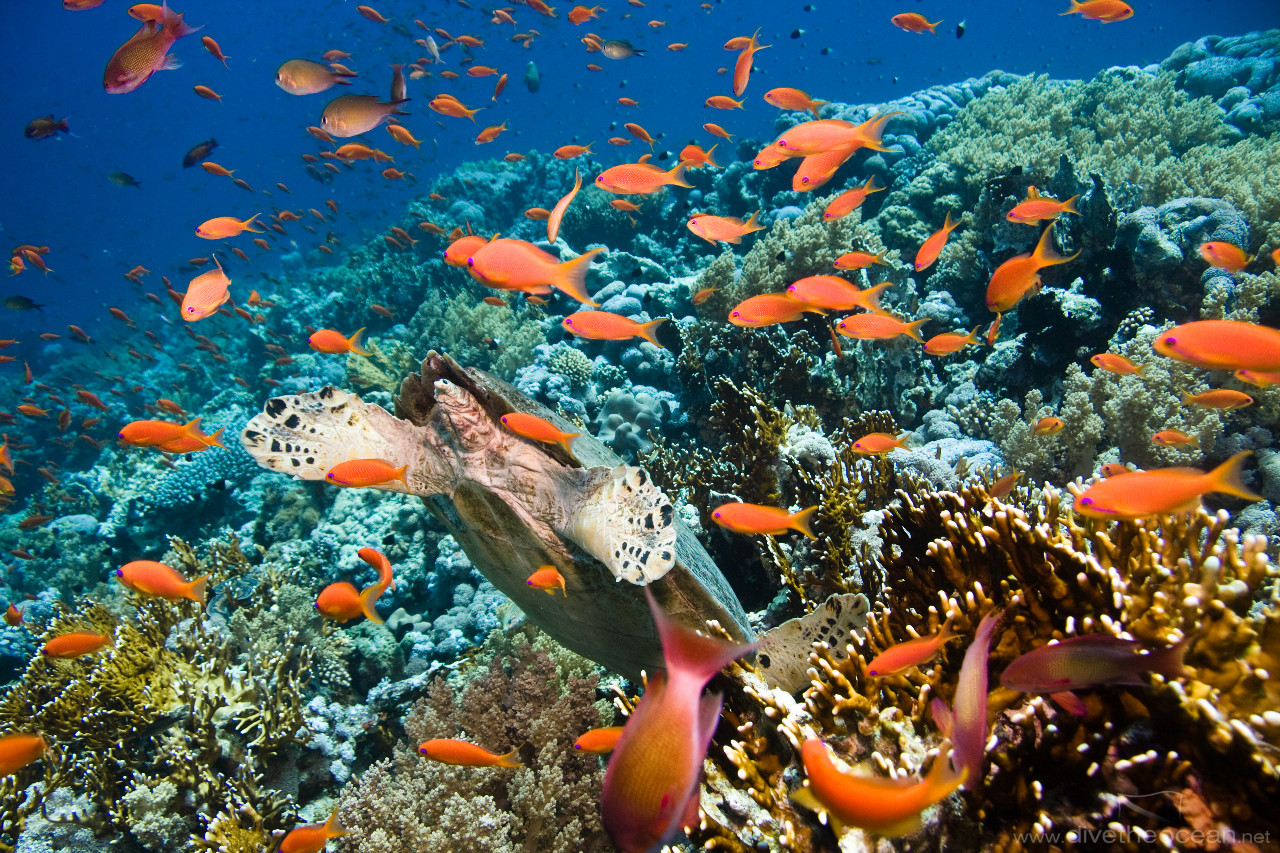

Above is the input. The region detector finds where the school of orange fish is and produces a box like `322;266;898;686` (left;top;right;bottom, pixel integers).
4;0;1280;850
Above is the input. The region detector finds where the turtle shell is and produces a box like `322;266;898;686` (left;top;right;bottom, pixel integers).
396;351;753;679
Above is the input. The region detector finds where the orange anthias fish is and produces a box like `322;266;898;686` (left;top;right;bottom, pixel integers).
444;235;489;267
1199;241;1252;272
678;144;720;169
1033;416;1065;436
562;311;667;346
117;560;210;604
1001;633;1189;694
573;725;625;753
309;328;371;355
325;459;408;489
1153;319;1280;371
732;28;770;97
851;432;912;455
42;631;113;659
763;87;828;117
118;417;210;447
280;807;347;853
322;94;410;137
924;327;981;356
276;59;356;95
468;239;604;306
728;294;825;327
1060;0;1134;23
104;3;201;94
794;739;964;837
418;739;523;767
316;578;386;623
1153;429;1199;448
833;250;888;270
196;214;262;239
527;565;566;595
1090;353;1145;376
686;211;764;244
596;162;692;195
835;313;928;342
786;277;890;313
1007;187;1080;224
985;226;1080;313
891;12;942;33
711;502;817;538
1074;451;1260;520
547;168;581;244
1180;388;1253;410
182;256;231;321
500;412;580;454
866;619;959;676
0;734;47;777
824;176;885;221
914;211;960;271
602;589;756;853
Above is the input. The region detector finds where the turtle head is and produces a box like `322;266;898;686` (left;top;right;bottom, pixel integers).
433;378;492;451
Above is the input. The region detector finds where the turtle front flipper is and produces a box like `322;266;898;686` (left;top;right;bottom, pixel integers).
240;386;445;492
559;464;677;584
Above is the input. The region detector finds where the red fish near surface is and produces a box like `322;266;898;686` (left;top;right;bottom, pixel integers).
602;589;755;852
104;3;201;94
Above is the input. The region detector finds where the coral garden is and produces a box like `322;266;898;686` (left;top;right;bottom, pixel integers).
2;26;1280;853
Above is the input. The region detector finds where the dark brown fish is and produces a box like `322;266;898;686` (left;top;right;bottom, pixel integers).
182;138;218;168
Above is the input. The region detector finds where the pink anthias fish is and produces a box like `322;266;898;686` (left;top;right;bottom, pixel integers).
601;589;756;853
931;607;1003;790
104;2;201;94
1000;633;1190;699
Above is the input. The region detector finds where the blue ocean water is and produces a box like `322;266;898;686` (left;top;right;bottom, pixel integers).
0;0;1269;346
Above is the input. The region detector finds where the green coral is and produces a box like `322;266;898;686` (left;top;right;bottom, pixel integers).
410;292;546;381
545;343;593;389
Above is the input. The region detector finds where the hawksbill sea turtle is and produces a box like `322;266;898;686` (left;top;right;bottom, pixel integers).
241;351;753;679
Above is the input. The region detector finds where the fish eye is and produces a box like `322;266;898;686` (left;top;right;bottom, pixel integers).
1079;498;1093;507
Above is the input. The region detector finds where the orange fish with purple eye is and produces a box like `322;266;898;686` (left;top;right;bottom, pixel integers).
711;501;817;538
679;143;720;169
1007;187;1080;224
418;739;523;767
824;176;886;221
1099;463;1134;478
562;311;667;347
1060;0;1133;23
117;560;210;604
890;12;942;33
763;87;828;117
501;412;580;454
833;250;888;270
196;214;263;239
923;327;981;356
1179;388;1253;410
309;328;371;355
595;162;692;194
986;226;1080;313
1090;352;1146;376
1153;319;1280;372
787;277;890;313
1075;451;1260;520
732;28;770;97
834;312;927;342
1032;416;1065;436
554;143;594;159
468;239;603;306
41;631;113;659
527;565;566;596
1152;429;1199;448
1198;241;1252;273
686;211;765;245
728;293;825;327
852;432;912;455
325;459;408;489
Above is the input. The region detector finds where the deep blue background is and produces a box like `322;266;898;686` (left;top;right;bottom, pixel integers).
0;0;1272;348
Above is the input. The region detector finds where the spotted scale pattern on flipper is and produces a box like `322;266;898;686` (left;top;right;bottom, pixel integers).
240;386;416;483
563;464;677;584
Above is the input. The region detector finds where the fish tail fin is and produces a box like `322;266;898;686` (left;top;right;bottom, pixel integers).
163;4;202;40
645;587;756;687
637;318;667;347
905;318;930;342
393;465;409;488
927;18;942;33
790;505;819;539
182;416;203;436
358;582;385;624
1148;634;1193;680
1178;389;1194;407
666;161;694;189
743;209;763;231
930;697;954;738
322;806;349;838
860;280;893;313
1060;0;1084;14
1032;224;1079;264
1206;450;1262;501
1062;194;1081;215
705;143;721;168
554;247;605;306
558;433;580;456
348;327;371;355
185;574;210;606
943;210;958;232
203;427;226;449
495;747;524;768
928;740;967;795
866;175;886;193
243;213;264;233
